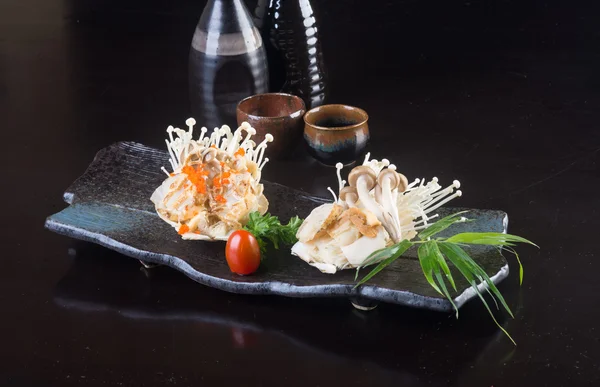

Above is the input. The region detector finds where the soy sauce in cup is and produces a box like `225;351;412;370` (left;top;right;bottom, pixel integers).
303;104;370;166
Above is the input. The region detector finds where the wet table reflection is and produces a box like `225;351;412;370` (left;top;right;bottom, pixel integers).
53;241;519;386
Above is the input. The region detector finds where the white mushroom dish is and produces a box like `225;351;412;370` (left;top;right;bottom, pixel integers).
291;154;463;273
151;118;273;241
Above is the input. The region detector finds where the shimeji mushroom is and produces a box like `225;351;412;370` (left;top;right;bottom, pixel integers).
339;186;359;207
347;165;401;242
374;165;408;242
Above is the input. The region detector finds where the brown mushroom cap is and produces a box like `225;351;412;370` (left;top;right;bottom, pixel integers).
348;166;377;190
397;173;409;192
377;168;400;189
377;168;409;193
339;186;359;203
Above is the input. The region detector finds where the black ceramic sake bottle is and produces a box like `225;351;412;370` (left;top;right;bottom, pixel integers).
253;0;328;109
189;0;269;129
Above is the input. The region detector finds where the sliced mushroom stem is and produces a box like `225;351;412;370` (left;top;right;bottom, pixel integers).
356;178;393;233
380;177;402;242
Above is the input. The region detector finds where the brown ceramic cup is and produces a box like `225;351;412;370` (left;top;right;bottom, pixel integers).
236;93;306;160
303;104;370;165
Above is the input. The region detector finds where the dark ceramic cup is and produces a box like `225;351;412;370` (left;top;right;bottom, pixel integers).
303;104;369;165
236;93;306;160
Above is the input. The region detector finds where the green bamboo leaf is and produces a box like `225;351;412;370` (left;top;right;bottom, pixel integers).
446;232;538;248
354;240;412;288
429;240;456;291
438;243;516;345
438;242;476;283
440;244;503;308
417;242;442;294
469;279;517;346
434;270;458;319
439;243;514;318
463;259;512;316
480;274;500;310
503;246;524;285
418;211;471;240
360;242;406;268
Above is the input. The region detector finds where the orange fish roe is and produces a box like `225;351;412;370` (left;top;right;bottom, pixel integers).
178;224;190;235
234;148;245;157
215;195;227;203
212;170;232;189
182;165;207;194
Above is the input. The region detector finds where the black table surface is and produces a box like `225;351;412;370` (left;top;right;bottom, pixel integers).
2;0;599;386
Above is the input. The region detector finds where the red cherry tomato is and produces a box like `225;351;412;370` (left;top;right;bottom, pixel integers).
225;230;261;275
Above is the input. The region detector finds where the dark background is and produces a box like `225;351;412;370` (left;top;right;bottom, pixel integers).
1;0;599;386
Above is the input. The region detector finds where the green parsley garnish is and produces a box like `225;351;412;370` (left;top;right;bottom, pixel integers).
243;211;303;256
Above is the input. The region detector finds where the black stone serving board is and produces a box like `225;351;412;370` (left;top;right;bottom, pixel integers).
45;142;509;312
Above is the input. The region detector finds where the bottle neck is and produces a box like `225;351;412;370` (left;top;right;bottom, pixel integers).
198;0;255;35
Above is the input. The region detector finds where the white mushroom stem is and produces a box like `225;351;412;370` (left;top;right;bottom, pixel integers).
404;178;421;192
395;177;463;234
356;178;390;232
218;126;232;150
245;141;256;161
327;187;338;202
423;190;462;215
238;123;256;151
335;162;346;201
201;136;211;147
158;119;268;185
165;138;178;171
421;182;461;209
411;216;441;231
225;127;243;154
363;152;371;165
167;125;175;144
208;127;220;146
379;168;403;242
348;165;400;240
258;157;269;171
254;134;273;166
346;196;357;207
198;127;208;142
185;118;196;135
